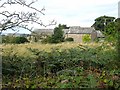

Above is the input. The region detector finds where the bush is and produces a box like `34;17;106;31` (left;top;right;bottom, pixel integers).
41;36;53;44
82;34;91;43
2;36;29;44
2;43;119;88
65;37;74;42
2;36;14;43
14;37;29;44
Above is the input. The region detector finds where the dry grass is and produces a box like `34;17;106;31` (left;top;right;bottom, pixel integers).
0;42;106;57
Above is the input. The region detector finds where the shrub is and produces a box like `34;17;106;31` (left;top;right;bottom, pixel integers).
2;36;15;43
82;34;91;43
41;35;61;44
2;43;119;88
65;37;74;42
2;36;29;44
14;37;29;44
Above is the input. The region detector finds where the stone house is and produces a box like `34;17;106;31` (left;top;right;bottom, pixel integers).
63;26;104;42
32;26;104;42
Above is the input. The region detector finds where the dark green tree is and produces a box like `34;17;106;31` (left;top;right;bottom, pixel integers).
104;22;116;35
92;15;115;32
104;21;117;42
52;24;64;43
45;24;69;43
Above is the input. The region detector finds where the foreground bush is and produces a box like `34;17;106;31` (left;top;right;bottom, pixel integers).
2;43;120;88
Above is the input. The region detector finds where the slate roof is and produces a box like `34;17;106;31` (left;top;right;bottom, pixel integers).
64;26;95;34
33;26;104;38
64;26;104;38
33;29;54;34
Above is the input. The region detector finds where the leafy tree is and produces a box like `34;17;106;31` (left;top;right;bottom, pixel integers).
104;22;117;42
43;24;69;43
104;22;116;35
92;15;119;42
52;25;64;43
92;15;115;32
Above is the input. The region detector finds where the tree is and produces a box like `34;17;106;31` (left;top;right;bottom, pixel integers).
52;24;64;43
0;0;56;34
104;22;116;35
42;24;69;43
104;21;118;42
92;15;115;33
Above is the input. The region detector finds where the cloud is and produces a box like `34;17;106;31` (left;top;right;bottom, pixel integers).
1;0;119;33
38;0;119;27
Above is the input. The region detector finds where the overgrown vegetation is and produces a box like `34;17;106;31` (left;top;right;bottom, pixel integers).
2;42;120;89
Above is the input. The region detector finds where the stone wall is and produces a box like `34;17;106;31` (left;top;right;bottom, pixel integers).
91;31;97;41
65;34;83;42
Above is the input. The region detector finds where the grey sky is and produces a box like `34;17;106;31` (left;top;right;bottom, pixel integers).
38;0;119;26
1;0;120;34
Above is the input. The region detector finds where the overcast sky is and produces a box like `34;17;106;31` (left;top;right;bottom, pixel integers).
1;0;120;34
39;0;119;27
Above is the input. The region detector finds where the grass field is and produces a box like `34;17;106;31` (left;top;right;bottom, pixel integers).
1;42;111;56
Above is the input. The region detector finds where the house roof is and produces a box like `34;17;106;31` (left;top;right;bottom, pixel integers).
64;26;95;34
64;26;104;38
33;29;54;34
32;26;104;38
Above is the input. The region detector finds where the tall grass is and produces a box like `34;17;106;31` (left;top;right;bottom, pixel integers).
1;42;110;56
1;42;95;56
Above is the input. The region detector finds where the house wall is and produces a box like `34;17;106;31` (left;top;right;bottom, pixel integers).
65;33;94;43
65;34;84;42
91;31;97;41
